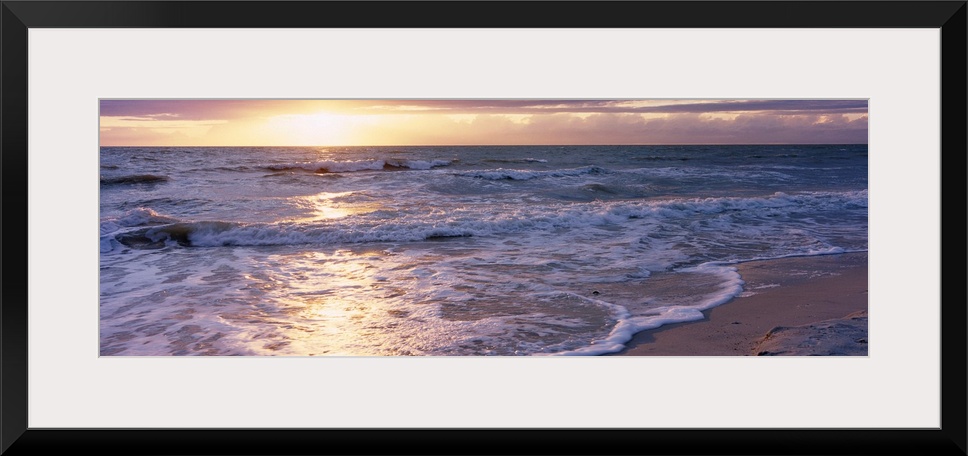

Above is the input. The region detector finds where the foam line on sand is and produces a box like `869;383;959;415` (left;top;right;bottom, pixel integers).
611;252;868;356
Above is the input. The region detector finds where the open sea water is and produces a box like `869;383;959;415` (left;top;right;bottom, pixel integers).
99;145;868;355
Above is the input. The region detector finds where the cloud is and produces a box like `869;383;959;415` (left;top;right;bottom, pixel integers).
101;99;869;118
99;100;344;120
342;112;867;145
628;100;868;114
348;99;869;115
99;99;869;146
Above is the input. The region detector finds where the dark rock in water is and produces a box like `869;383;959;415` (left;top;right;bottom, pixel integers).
115;232;167;249
592;290;601;295
116;225;193;249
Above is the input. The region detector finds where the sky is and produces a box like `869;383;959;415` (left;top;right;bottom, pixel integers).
99;99;868;146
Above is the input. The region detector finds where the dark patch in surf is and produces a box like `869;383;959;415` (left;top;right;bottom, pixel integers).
748;154;799;159
115;233;168;249
101;174;170;186
262;165;314;173
635;156;690;161
116;227;191;249
263;171;342;178
425;233;472;241
118;198;209;211
482;158;548;164
583;183;620;195
212;165;252;172
116;221;244;249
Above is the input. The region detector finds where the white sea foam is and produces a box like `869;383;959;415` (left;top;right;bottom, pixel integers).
99;145;868;356
553;263;745;356
101;207;178;231
107;190;867;251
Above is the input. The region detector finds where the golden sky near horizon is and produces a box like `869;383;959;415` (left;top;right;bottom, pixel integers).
99;99;869;146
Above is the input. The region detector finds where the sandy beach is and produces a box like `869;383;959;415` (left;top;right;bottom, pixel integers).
612;252;868;356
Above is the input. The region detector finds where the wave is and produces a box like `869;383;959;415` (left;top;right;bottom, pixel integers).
100;208;181;251
117;197;211;211
100;174;169;185
552;262;745;355
108;190;866;250
264;158;453;174
456;166;610;181
544;183;655;202
552;246;868;356
101;208;180;234
116;221;237;249
113;219;478;249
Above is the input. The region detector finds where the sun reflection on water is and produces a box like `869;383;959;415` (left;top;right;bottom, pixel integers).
256;248;415;356
290;191;377;222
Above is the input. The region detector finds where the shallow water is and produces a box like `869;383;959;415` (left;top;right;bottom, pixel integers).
100;145;868;355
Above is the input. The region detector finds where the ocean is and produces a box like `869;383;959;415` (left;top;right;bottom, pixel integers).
99;144;868;356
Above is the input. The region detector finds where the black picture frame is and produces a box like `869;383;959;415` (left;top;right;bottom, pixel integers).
2;1;965;455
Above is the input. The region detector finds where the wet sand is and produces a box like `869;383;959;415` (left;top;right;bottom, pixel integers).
612;252;868;356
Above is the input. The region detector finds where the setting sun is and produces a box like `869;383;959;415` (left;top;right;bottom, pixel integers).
261;112;378;146
99;99;869;146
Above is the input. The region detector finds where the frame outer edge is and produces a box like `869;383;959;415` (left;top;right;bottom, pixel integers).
1;1;965;455
940;2;968;453
1;1;29;455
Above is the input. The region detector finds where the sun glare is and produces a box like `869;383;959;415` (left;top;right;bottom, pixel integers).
264;112;375;146
291;191;375;222
99;99;870;146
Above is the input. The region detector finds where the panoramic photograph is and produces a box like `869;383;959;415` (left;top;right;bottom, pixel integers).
99;99;868;356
